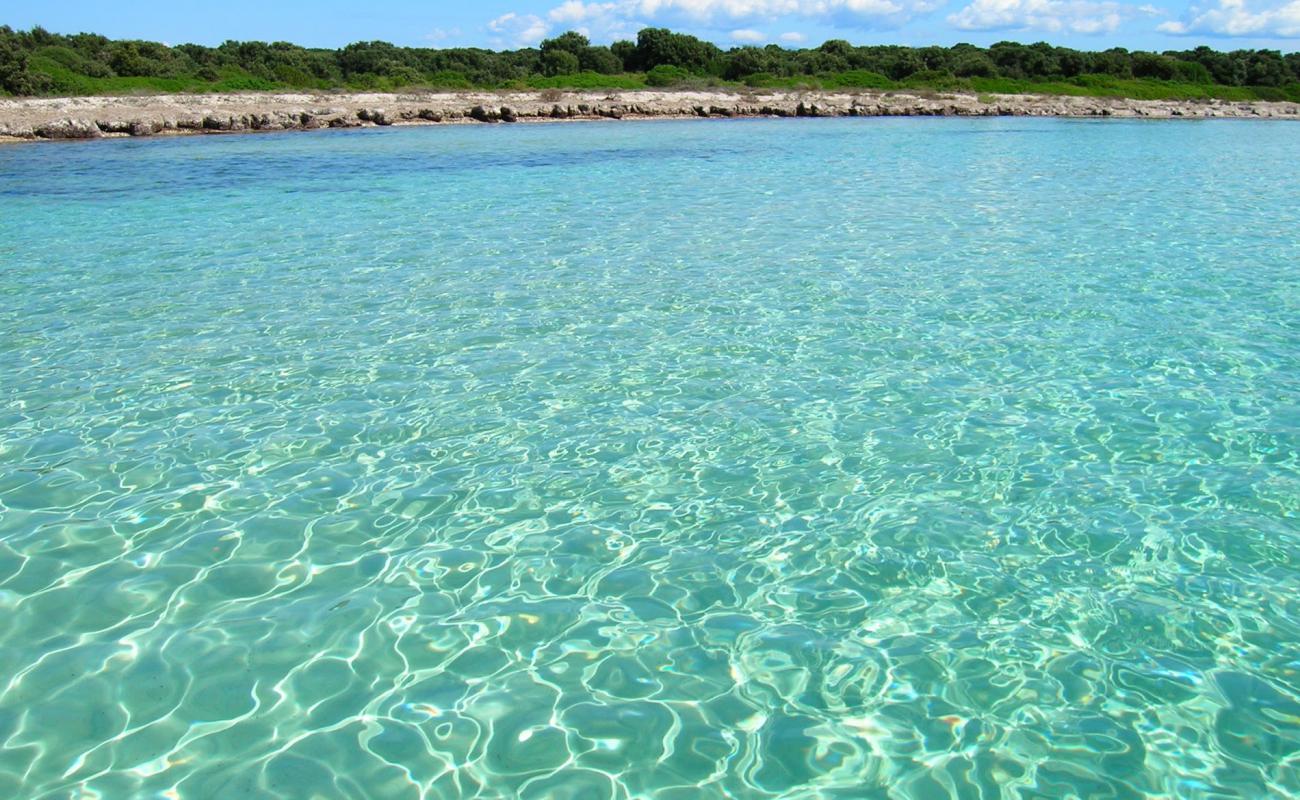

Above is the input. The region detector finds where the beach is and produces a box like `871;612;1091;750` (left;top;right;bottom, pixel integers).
3;88;1299;142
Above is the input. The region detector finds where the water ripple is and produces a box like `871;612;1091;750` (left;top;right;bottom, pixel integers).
1;117;1299;798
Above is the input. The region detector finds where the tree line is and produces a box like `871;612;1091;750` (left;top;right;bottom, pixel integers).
2;24;1298;98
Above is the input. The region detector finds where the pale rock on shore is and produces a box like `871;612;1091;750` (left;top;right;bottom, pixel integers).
1;89;1298;142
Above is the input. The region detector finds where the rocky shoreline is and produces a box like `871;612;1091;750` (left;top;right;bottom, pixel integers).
2;89;1298;142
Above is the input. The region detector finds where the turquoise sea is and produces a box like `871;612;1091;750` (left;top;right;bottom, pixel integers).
1;117;1299;798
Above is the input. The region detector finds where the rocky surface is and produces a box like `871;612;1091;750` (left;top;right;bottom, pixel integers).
2;89;1297;142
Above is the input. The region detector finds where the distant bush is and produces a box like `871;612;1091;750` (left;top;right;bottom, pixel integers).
1172;60;1213;84
424;70;472;89
953;54;998;78
902;69;964;90
645;64;690;87
540;49;579;77
527;71;644;90
211;74;278;92
821;69;893;89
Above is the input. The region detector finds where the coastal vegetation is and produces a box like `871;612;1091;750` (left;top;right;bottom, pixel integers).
1;25;1298;103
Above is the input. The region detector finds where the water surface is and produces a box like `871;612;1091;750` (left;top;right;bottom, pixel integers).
2;118;1299;798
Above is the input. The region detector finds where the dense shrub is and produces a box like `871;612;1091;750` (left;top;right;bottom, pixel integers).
632;28;720;72
0;31;34;95
540;49;579;77
645;64;691;87
0;24;1295;101
821;69;893;89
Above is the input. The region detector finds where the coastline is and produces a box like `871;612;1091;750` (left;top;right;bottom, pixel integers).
3;88;1299;143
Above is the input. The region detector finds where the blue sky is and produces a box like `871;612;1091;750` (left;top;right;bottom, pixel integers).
6;0;1298;52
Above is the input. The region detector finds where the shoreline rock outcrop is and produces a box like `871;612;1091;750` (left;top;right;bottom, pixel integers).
2;89;1297;142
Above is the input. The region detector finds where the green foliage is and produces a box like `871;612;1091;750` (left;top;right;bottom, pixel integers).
525;71;645;90
1132;52;1177;80
425;70;473;89
539;33;623;74
645;64;691;87
541;49;580;77
610;40;635;67
723;47;777;80
0;26;37;94
820;70;893;89
902;70;965;90
953;52;997;78
632;28;720;73
0;24;1295;104
580;46;623;74
540;32;588;57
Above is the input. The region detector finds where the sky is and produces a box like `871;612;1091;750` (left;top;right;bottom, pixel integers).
6;0;1299;53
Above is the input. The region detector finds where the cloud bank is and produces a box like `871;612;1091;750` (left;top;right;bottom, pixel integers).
948;0;1161;33
1158;0;1300;36
491;0;946;45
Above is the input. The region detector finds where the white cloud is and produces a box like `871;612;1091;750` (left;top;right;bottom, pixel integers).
732;27;767;39
1158;0;1300;36
542;1;649;40
947;0;1157;32
423;27;462;42
550;1;620;23
779;30;808;40
488;12;551;46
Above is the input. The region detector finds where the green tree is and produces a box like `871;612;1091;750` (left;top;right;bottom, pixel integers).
580;46;622;74
108;41;160;76
1132;52;1176;80
1057;48;1089;77
0;27;36;95
1092;48;1133;78
610;40;635;68
337;41;405;77
632;28;719;73
818;40;853;59
1244;50;1289;86
722;47;774;80
540;31;589;57
645;64;690;86
953;52;997;78
1172;59;1211;84
540;49;579;76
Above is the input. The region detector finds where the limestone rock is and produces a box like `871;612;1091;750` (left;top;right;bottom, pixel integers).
36;118;103;139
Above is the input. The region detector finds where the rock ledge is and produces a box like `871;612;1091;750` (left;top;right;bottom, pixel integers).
2;89;1296;142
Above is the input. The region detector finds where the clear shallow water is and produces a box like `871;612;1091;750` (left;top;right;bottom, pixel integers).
1;117;1298;799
